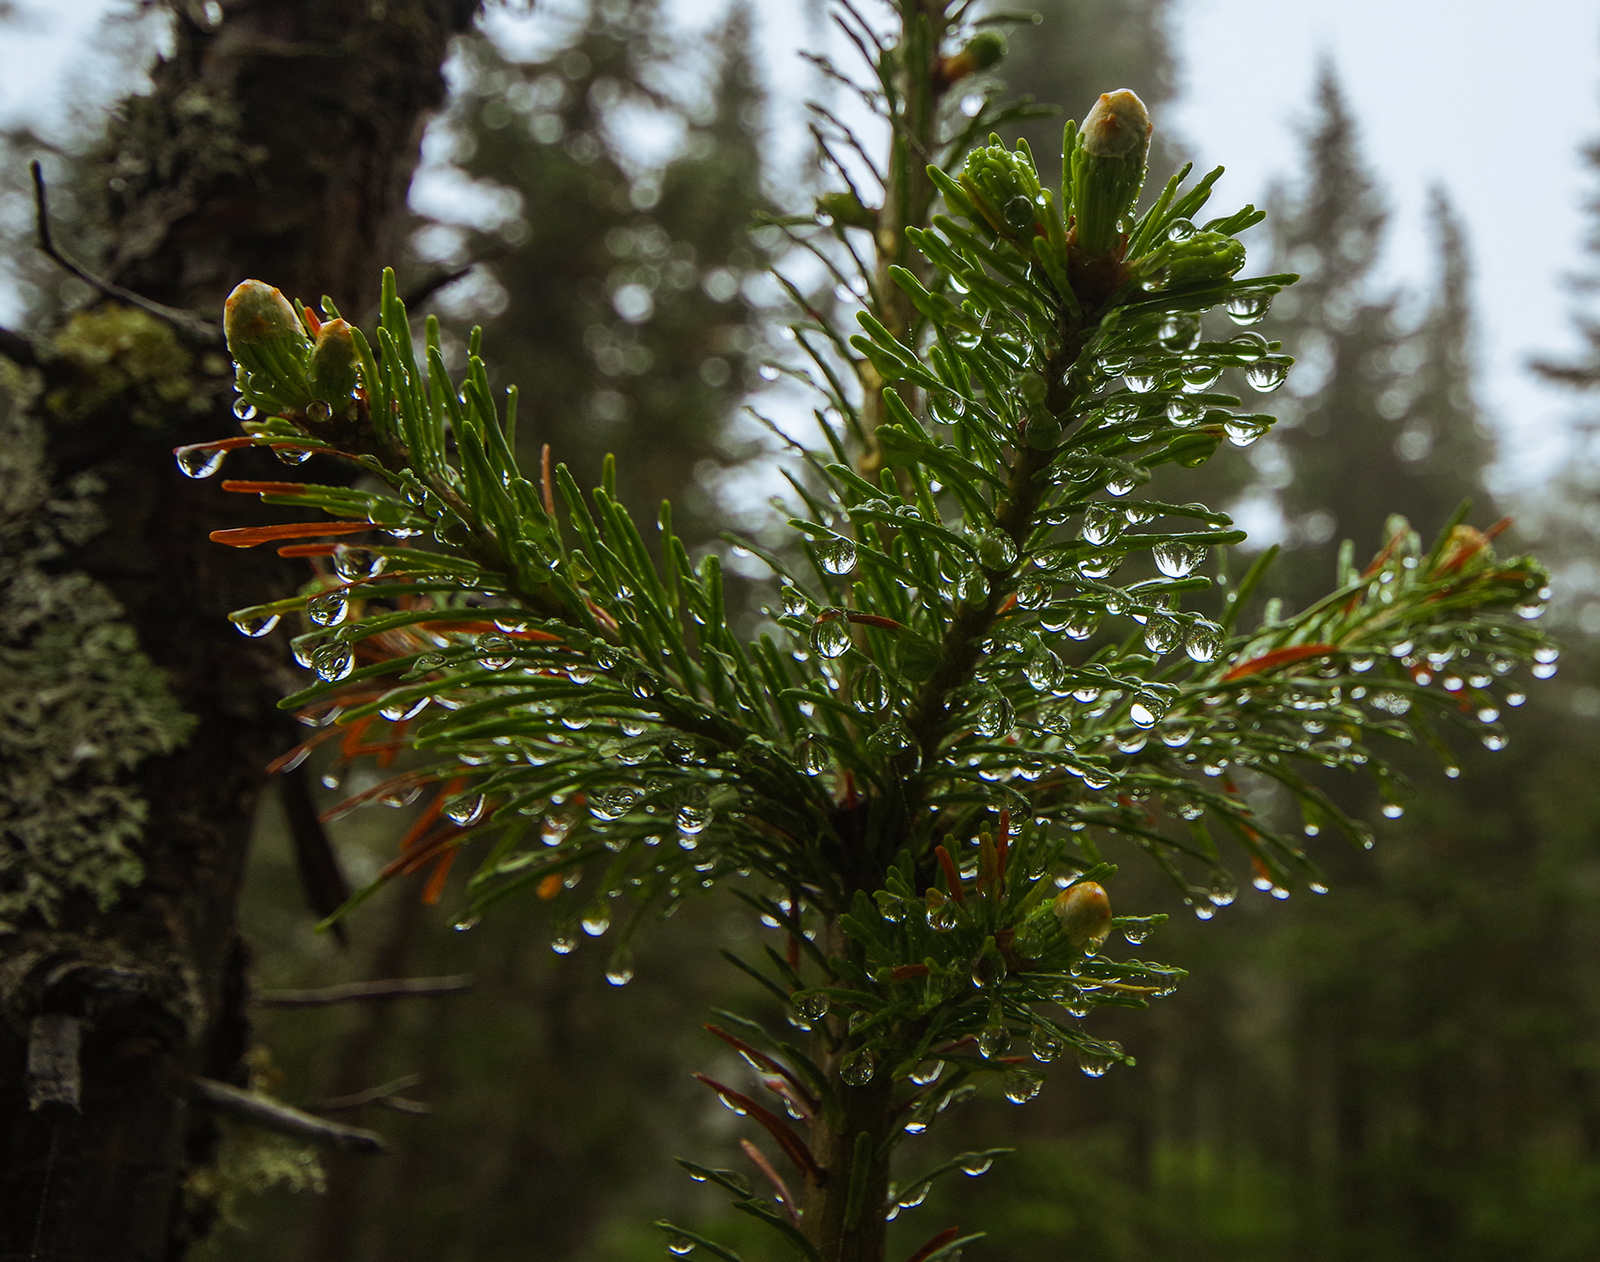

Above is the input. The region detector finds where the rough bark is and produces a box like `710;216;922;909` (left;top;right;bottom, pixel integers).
0;3;477;1259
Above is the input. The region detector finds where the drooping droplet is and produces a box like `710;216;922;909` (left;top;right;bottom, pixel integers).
853;664;887;712
796;733;829;776
1082;503;1123;545
333;545;383;581
810;615;852;659
1078;1050;1114;1078
275;446;313;465
1152;540;1203;578
1142;617;1181;655
307;589;349;627
839;1048;876;1086
1183;620;1222;663
231;397;258;420
1244;360;1289;393
976;1024;1010;1059
1179;363;1221;392
1128;691;1169;727
960;1154;994;1177
591;786;641;821
781;584;809;617
676;804;712;835
311;642;354;681
971;694;1013;739
975;530;1018;569
605;951;635;986
1077;552;1121;580
230;611;280;638
1024;649;1063;692
908;1060;943;1086
445;794;485;827
580;904;611;936
818;536;858;576
1158;312;1200;348
175;445;227;479
1004;1068;1044;1104
666;1232;696;1256
1224;415;1270;447
379;693;428;722
1229;331;1269;361
1225;292;1271;325
1030;1028;1063;1062
1062;610;1100;641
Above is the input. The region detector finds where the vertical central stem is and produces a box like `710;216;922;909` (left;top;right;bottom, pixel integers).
800;921;898;1262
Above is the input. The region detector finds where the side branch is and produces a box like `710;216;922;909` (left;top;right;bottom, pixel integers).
254;975;474;1006
30;160;218;343
191;1077;388;1152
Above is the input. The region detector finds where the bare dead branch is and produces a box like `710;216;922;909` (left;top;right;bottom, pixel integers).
314;1074;430;1115
254;975;474;1006
29;160;218;343
191;1077;387;1152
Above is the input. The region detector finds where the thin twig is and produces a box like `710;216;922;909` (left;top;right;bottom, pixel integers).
254;975;474;1006
314;1073;430;1115
29;160;217;343
400;262;480;311
191;1078;388;1152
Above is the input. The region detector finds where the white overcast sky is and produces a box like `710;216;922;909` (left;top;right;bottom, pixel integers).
4;0;1599;491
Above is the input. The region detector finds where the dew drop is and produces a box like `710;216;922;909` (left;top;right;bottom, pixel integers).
819;537;858;576
231;397;258;420
275;446;313;465
1225;292;1272;325
1077;552;1121;580
781;584;809;617
796;733;829;776
1224;415;1270;447
1004;1068;1044;1104
839;1048;876;1086
1184;620;1221;662
230;611;280;638
1082;503;1123;545
853;664;887;712
308;589;349;627
1078;1050;1114;1078
1244;360;1289;393
810;615;852;659
311;642;354;681
909;1060;943;1085
176;445;227;478
445;794;485;826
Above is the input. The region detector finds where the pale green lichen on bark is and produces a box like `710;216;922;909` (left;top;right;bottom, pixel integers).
45;306;208;429
0;370;195;932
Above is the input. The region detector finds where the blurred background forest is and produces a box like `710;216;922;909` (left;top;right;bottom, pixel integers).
5;1;1600;1259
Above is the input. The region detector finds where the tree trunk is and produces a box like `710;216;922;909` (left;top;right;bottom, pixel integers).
0;3;477;1258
